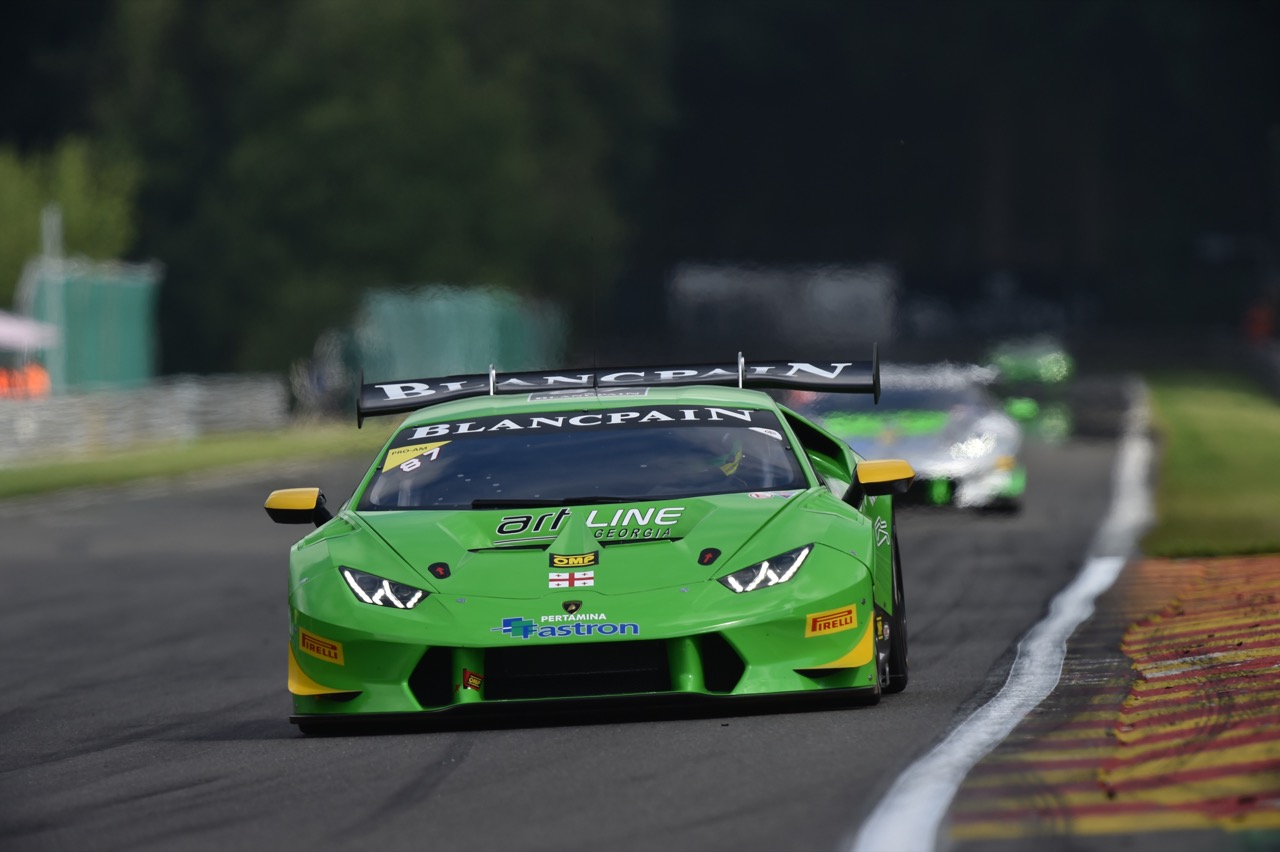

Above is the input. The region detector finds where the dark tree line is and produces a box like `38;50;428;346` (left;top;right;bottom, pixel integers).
3;0;1278;373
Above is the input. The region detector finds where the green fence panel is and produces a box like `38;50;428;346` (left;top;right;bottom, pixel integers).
24;260;162;392
354;285;566;382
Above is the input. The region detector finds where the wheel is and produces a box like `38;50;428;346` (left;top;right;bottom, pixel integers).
883;530;909;694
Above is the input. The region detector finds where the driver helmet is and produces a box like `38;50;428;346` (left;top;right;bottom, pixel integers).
709;433;744;476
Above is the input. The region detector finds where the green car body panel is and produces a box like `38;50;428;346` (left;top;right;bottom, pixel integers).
276;383;907;724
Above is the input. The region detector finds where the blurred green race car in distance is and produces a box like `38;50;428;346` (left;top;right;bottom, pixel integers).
987;335;1075;444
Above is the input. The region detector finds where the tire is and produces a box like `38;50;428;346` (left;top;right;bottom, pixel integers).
883;530;909;694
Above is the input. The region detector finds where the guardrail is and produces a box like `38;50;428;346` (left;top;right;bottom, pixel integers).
0;375;288;468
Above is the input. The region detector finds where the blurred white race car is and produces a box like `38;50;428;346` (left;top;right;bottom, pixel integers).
786;364;1025;511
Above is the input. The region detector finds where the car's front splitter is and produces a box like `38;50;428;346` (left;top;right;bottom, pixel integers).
288;600;881;717
290;681;884;732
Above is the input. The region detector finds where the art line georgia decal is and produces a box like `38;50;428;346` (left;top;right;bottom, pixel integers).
495;506;686;542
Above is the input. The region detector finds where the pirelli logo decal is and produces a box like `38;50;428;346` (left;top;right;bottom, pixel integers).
550;552;598;569
805;605;858;638
299;629;345;665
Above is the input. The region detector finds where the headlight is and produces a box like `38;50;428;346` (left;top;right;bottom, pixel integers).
717;545;812;593
340;566;428;609
949;432;996;460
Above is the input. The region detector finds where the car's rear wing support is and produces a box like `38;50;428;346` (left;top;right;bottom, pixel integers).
356;346;879;425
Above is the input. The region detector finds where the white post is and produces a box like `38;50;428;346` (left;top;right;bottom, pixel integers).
40;203;66;394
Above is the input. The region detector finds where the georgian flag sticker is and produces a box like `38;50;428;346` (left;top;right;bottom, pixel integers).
549;571;595;588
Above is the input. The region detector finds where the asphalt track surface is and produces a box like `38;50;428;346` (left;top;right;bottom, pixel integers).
0;435;1118;852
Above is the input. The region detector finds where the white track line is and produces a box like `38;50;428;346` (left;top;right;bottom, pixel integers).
848;378;1154;852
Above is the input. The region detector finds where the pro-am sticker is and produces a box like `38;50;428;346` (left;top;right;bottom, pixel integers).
382;441;450;472
299;629;345;665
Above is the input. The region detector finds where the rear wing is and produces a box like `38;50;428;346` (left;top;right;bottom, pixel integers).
356;348;880;426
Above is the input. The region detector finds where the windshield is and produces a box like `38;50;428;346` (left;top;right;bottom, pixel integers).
358;406;808;510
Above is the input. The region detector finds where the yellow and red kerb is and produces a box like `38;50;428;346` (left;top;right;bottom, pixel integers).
950;556;1280;840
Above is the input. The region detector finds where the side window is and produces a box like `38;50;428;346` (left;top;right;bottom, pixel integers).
809;452;852;499
780;408;857;498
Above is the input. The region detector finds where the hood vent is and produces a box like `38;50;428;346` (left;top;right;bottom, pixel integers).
469;542;553;553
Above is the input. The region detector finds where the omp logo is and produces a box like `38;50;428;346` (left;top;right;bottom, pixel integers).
299;629;345;665
805;606;858;638
550;552;598;568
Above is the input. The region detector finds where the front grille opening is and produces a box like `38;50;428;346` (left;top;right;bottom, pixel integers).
408;646;454;709
485;640;671;700
698;633;746;693
469;542;553;553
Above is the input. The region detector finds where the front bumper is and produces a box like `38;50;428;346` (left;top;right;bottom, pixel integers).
287;564;882;719
900;463;1025;508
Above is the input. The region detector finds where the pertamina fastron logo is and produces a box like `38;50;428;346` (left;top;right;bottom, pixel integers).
804;605;858;638
491;615;639;640
299;628;345;664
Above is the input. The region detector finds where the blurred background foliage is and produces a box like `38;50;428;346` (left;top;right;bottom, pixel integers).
1;0;1277;373
0;137;138;300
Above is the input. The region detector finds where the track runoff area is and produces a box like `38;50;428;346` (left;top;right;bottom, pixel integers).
853;382;1280;851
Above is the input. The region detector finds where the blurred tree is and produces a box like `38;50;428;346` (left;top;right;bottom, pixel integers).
0;0;114;152
0;138;138;307
97;0;668;373
641;0;1280;329
7;0;1275;368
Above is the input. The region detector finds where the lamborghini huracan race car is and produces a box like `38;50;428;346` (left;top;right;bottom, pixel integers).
785;363;1025;511
266;356;915;733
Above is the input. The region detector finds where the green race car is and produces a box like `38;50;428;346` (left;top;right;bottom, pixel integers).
987;335;1075;444
266;356;914;733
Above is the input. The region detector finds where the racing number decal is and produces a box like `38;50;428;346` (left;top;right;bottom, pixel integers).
399;445;442;472
382;441;450;473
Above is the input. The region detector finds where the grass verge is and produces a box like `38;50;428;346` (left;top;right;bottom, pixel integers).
0;419;394;501
1142;371;1280;557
